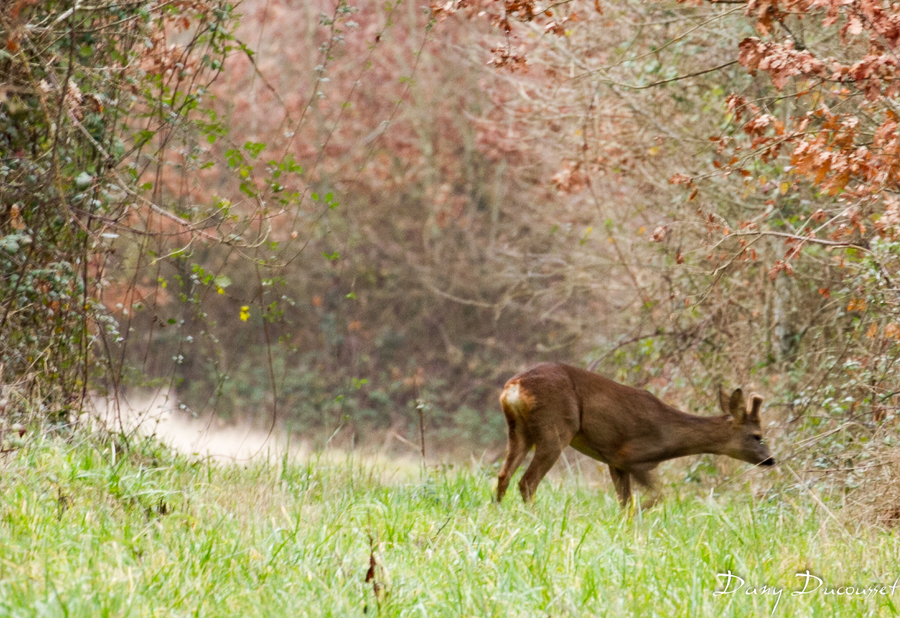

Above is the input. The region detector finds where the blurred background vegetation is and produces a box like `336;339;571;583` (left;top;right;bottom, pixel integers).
2;0;899;511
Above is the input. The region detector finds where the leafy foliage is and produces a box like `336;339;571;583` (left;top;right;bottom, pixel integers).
419;0;900;483
5;0;900;504
0;0;237;412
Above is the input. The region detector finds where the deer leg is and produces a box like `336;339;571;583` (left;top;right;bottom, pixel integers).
518;428;572;503
497;420;530;503
518;443;563;503
608;466;632;508
640;491;660;510
629;468;659;510
631;468;658;509
516;403;579;503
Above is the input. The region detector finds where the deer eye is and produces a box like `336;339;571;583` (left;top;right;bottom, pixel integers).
753;435;762;442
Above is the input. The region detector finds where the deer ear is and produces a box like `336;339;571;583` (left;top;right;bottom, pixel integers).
729;388;746;424
748;394;763;422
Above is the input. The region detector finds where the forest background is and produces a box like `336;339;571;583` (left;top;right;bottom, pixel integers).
2;0;900;518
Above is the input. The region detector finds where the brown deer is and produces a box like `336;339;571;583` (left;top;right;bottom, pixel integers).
496;363;774;507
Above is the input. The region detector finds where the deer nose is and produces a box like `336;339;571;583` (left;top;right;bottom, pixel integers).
760;457;775;466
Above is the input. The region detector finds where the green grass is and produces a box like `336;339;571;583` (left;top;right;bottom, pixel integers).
0;433;898;617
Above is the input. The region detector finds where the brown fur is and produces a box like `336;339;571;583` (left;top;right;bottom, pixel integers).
495;363;775;507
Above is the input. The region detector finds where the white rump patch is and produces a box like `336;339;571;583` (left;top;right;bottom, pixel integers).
501;382;532;417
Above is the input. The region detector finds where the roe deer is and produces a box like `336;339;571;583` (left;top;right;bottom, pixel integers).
496;363;774;507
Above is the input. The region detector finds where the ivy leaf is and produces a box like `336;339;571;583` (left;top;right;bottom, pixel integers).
75;172;93;188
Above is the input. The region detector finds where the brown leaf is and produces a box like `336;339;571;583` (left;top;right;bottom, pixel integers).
768;260;794;280
847;298;867;312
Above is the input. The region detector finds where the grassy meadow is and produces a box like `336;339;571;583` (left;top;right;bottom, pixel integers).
0;432;898;617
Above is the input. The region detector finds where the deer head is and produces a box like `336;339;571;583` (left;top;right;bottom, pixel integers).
719;387;775;467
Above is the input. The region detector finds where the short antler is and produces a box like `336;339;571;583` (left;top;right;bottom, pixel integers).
748;393;763;422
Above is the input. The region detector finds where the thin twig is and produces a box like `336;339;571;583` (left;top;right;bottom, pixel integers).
785;464;853;539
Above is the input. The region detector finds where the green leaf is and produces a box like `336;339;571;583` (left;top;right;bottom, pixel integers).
243;141;266;158
75;172;93;189
135;130;155;147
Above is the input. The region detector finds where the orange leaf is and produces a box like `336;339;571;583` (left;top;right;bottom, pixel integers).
847;298;866;312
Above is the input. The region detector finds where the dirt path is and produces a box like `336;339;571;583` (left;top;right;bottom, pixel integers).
90;390;299;461
89;391;423;477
